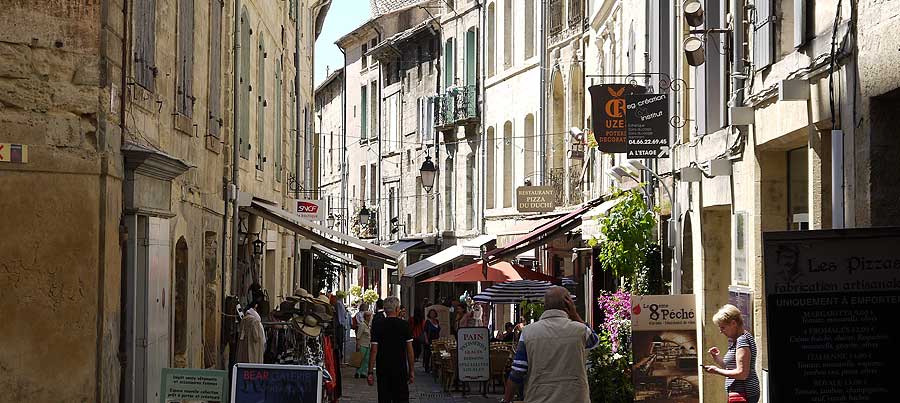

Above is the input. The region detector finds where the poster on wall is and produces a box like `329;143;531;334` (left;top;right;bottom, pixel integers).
764;228;900;402
231;363;322;403
160;368;228;403
456;327;490;382
588;84;645;153
630;294;699;403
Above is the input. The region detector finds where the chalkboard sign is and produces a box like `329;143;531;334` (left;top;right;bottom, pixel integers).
231;364;322;403
457;327;490;382
764;228;900;402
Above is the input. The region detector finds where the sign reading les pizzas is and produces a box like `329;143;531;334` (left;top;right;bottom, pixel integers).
589;84;645;153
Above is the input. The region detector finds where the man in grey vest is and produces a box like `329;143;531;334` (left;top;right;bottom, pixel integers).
502;286;599;403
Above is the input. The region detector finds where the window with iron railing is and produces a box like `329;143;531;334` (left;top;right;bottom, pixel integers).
549;0;563;35
568;0;582;27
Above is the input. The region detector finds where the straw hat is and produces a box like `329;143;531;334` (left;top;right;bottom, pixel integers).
291;314;322;338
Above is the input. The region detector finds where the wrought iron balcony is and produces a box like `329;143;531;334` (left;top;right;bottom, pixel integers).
433;84;478;129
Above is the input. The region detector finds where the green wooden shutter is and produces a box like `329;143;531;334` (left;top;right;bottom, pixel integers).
239;8;251;159
466;30;476;86
256;37;266;171
275;60;282;181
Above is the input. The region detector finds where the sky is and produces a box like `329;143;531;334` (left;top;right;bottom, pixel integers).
315;0;372;87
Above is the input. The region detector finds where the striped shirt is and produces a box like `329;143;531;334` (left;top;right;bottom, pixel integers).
508;322;600;384
724;332;760;398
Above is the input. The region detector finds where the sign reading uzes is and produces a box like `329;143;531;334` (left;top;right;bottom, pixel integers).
295;199;325;222
516;186;555;213
589;84;645;153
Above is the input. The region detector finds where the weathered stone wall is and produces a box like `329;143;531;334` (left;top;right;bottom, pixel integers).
0;0;123;401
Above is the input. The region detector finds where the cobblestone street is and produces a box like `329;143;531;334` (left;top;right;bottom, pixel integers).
339;361;503;403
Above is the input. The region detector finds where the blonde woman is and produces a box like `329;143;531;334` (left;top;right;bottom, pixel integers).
703;304;760;403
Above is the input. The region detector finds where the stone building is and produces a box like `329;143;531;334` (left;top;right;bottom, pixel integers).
0;0;329;402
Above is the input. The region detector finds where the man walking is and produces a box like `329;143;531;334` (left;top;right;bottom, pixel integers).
367;296;415;403
502;286;599;403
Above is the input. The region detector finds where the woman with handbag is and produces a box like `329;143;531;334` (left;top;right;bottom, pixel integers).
703;304;760;403
354;311;373;378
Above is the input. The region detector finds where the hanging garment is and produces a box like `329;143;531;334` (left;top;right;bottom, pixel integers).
322;336;337;394
238;308;266;363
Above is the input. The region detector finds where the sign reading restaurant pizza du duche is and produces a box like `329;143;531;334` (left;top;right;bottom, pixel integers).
625;93;670;158
516;186;555;213
589;84;645;153
630;294;699;403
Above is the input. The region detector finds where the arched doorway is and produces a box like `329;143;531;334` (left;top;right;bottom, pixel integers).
174;237;188;367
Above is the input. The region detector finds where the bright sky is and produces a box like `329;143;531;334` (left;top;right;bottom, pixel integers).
315;0;372;87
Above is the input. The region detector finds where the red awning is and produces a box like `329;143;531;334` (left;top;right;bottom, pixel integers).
483;196;605;263
419;261;558;283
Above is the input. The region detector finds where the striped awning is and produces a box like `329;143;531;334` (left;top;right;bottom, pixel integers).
473;280;575;304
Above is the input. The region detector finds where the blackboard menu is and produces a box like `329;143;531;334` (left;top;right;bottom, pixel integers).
764;228;900;403
231;364;322;403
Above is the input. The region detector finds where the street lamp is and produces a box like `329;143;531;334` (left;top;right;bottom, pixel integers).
252;235;265;257
419;156;438;193
358;206;371;224
327;214;336;228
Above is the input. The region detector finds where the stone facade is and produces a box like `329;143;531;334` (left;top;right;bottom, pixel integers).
0;0;326;401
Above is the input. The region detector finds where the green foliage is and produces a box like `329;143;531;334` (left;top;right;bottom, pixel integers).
594;188;658;293
518;300;545;323
588;332;634;403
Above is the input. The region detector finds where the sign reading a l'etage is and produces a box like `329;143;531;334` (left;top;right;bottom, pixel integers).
764;228;900;403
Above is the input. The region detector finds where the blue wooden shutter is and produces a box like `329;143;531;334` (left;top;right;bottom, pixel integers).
135;0;157;89
208;0;222;137
754;0;774;70
176;0;194;117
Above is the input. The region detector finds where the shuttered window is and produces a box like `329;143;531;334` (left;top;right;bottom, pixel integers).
208;0;223;137
256;37;266;171
239;8;251;159
134;0;157;90
275;60;283;181
176;0;194;117
290;83;297;176
753;0;774;70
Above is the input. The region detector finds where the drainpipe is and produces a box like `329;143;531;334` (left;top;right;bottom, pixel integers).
539;0;547;185
340;48;348;235
294;0;302;288
480;0;487;235
231;0;242;297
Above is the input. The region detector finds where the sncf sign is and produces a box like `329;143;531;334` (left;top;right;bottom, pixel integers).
295;199;325;221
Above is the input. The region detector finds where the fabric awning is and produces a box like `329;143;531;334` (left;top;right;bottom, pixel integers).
245;200;401;265
483;196;606;263
419;261;558;283
387;239;425;253
312;244;358;267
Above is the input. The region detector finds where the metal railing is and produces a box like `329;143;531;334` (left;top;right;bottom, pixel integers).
433;84;478;128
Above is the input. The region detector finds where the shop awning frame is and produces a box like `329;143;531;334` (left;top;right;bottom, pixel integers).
245;200;401;265
483;196;607;263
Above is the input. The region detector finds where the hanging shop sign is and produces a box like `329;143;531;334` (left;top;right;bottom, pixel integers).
625;93;670;158
589;84;645;153
295;199;326;222
160;368;228;403
516;186;555;213
764;227;900;403
630;294;699;403
231;363;323;403
457;327;490;382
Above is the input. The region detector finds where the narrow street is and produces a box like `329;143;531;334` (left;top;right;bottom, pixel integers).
339;361;502;403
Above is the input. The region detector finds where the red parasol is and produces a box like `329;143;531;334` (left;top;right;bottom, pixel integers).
419;260;558;283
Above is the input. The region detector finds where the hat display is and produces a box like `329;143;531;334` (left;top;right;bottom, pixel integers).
291;314;322;338
309;303;333;323
294;288;313;300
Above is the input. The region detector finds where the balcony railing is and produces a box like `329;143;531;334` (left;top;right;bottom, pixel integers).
434;84;478;128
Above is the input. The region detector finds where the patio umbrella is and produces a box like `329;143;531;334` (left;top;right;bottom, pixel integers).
418;260;558;283
473;280;576;304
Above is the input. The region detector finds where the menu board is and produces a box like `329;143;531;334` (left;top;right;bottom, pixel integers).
630;294;699;403
231;364;322;403
457;327;490;382
764;228;900;402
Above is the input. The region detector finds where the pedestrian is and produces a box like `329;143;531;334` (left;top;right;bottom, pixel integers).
496;322;517;343
373;298;386;326
703;304;760;403
355;311;373;379
502;286;598;403
409;307;425;361
422;308;441;372
367;296;415;403
354;302;369;351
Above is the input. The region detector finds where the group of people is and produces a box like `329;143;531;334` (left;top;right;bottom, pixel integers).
344;290;758;403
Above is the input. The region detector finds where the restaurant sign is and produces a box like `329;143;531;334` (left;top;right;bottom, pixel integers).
516;186;555;213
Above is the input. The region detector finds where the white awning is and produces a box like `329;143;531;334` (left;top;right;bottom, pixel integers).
402;245;472;278
579;197;625;241
246;200;401;265
312;244;358;267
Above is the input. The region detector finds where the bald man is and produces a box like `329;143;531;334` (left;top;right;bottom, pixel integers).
502;286;599;403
